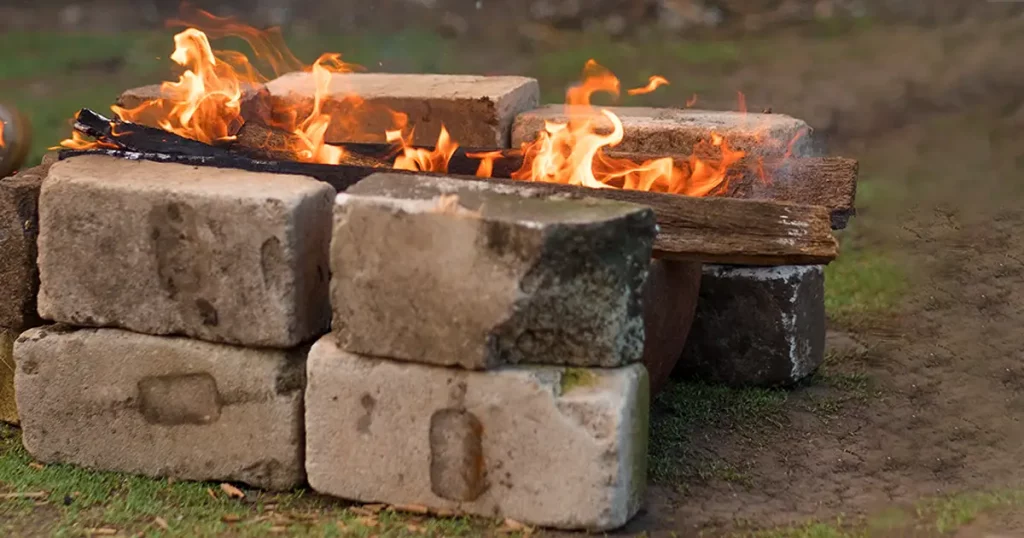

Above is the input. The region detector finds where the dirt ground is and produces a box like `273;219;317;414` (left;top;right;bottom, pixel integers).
614;19;1024;538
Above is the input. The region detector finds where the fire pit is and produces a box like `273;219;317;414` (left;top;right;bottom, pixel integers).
0;7;859;532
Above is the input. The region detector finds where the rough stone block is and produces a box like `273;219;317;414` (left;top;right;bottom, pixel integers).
0;164;46;330
304;336;649;531
674;264;825;387
116;83;272;126
265;73;539;147
37;155;334;348
332;172;657;369
512;106;814;158
0;329;18;424
14;325;307;490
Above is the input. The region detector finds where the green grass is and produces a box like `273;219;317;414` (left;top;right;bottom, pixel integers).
733;488;1024;538
648;381;788;485
0;425;512;537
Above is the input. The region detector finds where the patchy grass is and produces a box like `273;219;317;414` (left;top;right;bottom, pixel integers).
733;488;1024;538
0;425;518;537
648;381;788;485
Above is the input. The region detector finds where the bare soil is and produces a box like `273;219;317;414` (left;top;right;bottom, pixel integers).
612;19;1024;537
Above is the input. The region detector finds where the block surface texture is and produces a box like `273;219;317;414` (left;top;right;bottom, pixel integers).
332;172;657;369
37;155;334;348
0;164;46;330
304;336;649;531
674;264;825;387
512;106;814;158
14;326;307;490
266;73;539;147
0;329;18;424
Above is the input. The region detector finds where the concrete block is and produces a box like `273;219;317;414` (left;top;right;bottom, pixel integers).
37;155;334;348
14;325;307;490
512;106;814;158
674;264;825;387
0;165;46;330
0;329;18;424
304;336;649;531
265;73;539;147
332;172;657;369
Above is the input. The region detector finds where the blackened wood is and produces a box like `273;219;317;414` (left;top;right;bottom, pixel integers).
73;109;238;158
58;148;837;265
232;121;856;229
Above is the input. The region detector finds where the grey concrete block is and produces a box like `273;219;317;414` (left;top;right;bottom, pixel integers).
14;325;307;490
37;155;334;348
331;172;657;369
304;336;649;531
674;264;825;387
512;106;814;158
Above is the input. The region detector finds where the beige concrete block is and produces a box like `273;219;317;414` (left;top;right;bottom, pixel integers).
0;329;18;425
37;155;334;348
331;172;656;369
265;73;539;147
14;326;307;490
511;105;813;157
305;336;649;531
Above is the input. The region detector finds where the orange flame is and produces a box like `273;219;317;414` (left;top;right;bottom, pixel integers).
58;7;410;166
508;60;744;196
467;150;504;178
0;120;5;149
387;126;459;173
627;76;669;96
686;94;698;107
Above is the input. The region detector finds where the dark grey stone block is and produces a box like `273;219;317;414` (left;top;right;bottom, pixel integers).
673;264;825;387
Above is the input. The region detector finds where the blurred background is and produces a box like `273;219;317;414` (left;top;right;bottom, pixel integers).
3;2;1024;533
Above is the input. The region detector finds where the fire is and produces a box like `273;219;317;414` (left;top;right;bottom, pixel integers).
0;120;5;149
59;6;399;166
509;60;745;196
387;126;459;173
627;76;669;96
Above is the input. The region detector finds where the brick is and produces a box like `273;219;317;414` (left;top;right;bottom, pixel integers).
674;265;825;387
332;172;657;369
0;165;46;330
14;326;307;490
304;336;649;531
116;83;272;126
511;106;814;158
37;155;334;348
0;329;18;424
265;73;539;147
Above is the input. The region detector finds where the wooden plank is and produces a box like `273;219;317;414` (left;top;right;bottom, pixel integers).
231;121;857;229
59;148;837;266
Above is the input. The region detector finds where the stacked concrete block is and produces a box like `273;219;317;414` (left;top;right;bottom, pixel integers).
14;155;334;489
511;106;828;386
0;162;49;424
305;172;656;531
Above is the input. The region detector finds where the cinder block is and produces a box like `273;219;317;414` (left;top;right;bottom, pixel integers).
14;326;307;490
304;336;649;531
0;329;18;424
37;155;334;348
674;264;825;387
0;165;46;330
331;172;657;369
265;73;539;147
512;106;814;158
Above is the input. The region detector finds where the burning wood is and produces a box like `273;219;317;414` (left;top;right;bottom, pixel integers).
61;110;837;266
